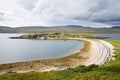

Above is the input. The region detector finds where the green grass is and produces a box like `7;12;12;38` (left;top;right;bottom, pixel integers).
65;33;99;38
105;40;120;67
0;40;120;80
20;33;103;39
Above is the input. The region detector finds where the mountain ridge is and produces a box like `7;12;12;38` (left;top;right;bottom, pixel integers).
0;25;120;33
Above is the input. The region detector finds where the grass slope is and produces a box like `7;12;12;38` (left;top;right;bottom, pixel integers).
0;40;120;80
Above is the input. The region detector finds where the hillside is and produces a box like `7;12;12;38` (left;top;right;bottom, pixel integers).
112;26;120;29
0;26;120;33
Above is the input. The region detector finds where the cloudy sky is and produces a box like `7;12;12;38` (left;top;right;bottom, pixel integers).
0;0;120;27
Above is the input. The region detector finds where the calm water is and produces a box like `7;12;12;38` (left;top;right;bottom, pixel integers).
0;34;83;64
96;34;120;40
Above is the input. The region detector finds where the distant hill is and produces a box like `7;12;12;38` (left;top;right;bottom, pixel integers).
0;26;10;28
112;26;120;29
0;25;120;33
66;25;84;28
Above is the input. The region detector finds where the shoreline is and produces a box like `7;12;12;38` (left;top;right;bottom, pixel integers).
0;38;115;75
83;39;115;66
0;39;83;65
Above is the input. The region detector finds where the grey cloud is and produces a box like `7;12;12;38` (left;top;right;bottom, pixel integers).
33;0;120;26
0;0;120;27
0;12;4;21
17;0;37;10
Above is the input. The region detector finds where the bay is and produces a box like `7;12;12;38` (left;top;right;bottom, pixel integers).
0;34;83;64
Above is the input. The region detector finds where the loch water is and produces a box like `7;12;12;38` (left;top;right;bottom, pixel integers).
0;34;84;64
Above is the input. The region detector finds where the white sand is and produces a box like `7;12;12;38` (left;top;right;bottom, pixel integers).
83;39;115;66
40;38;115;72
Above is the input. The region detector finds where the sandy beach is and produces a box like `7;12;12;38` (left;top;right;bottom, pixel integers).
83;39;115;66
0;38;115;74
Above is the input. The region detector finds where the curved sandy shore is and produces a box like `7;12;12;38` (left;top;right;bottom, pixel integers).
82;39;115;66
37;38;115;72
0;38;115;74
40;38;115;72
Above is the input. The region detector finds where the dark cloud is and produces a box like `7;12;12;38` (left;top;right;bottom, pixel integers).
0;0;120;27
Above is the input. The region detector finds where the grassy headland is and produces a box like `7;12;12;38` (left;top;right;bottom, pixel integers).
0;40;119;80
10;32;107;39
